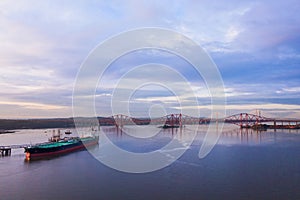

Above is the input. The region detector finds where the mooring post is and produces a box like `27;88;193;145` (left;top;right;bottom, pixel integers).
5;149;11;156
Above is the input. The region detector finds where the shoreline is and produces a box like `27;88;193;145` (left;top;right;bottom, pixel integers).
0;130;16;134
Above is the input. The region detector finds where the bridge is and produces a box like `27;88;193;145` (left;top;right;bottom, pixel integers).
99;114;202;127
99;113;300;129
224;113;272;128
1;112;300;156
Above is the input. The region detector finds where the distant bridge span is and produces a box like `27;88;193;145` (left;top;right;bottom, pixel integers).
223;113;274;127
98;113;300;128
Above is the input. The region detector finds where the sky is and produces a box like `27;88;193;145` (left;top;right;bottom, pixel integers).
0;0;300;119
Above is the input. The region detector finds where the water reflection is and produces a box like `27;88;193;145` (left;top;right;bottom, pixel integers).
100;124;300;152
1;125;300;199
1;124;300;157
219;125;300;146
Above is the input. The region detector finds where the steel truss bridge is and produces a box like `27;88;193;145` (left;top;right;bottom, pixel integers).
98;113;300;128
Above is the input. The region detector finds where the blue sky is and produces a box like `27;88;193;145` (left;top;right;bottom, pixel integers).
0;0;300;118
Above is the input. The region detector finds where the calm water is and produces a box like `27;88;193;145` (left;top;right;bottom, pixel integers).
0;125;299;200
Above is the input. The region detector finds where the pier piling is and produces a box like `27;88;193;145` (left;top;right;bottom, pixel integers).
0;147;11;156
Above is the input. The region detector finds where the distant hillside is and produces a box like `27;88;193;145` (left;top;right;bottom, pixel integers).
0;118;75;130
0;116;151;131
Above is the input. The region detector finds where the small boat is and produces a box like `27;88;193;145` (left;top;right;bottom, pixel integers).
159;124;180;129
65;130;72;134
251;124;268;131
24;135;99;160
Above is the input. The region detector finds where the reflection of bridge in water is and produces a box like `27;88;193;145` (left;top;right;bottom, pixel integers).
101;123;300;146
99;113;300;129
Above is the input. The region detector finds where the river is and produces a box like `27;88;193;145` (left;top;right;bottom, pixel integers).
0;124;299;200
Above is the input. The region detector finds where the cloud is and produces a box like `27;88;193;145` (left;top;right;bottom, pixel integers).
172;103;300;118
0;0;299;118
276;87;300;94
0;100;66;110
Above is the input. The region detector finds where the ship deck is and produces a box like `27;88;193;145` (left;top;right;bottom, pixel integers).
32;140;78;149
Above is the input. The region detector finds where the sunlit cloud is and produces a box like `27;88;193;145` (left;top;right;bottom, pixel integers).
0;0;299;118
172;103;300;118
0;100;67;110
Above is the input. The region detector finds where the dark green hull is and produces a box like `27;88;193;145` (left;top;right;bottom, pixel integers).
24;136;99;160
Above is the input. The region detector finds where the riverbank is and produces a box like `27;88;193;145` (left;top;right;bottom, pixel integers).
0;118;75;130
0;130;16;134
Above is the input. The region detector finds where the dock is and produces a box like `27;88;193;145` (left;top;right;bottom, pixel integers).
0;143;47;157
0;146;11;156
